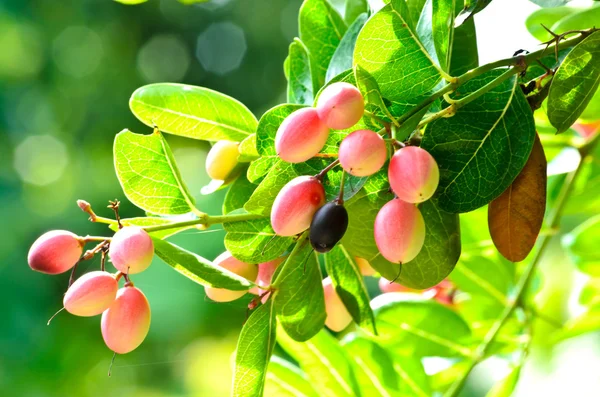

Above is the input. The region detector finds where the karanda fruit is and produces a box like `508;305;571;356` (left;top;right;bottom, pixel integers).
109;226;154;274
316;82;364;130
322;277;352;332
374;198;426;264
63;271;118;316
204;251;258;302
309;201;349;253
205;140;240;180
28;230;84;274
101;285;151;354
275;107;330;163
388;146;440;203
338;129;387;177
271;176;326;236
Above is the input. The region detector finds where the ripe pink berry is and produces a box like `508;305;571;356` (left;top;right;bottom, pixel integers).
250;257;284;302
101;285;151;354
28;230;84;274
323;277;352;332
275;107;330;163
271;176;326;236
374;199;426;264
355;257;376;276
205;251;258;302
338;129;387;176
388;146;440;203
205;140;240;180
572;121;599;139
63;271;118;316
316;82;364;130
109;227;154;274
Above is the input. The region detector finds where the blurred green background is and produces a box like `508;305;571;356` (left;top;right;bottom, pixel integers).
1;0;599;396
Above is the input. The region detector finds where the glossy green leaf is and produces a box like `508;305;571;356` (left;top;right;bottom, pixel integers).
525;6;578;41
371;294;473;358
354;64;396;122
550;5;600;34
152;238;254;290
485;364;522;397
265;357;318;397
287;39;314;106
129;83;257;142
299;0;348;89
273;241;326;341
324;245;377;334
245;160;297;216
277;328;361;397
354;0;443;114
233;299;277;397
562;214;600;276
421;69;536;213
326;14;368;83
432;0;455;71
238;134;260;162
343;0;369;25
406;0;427;28
224;215;294;264
114;129;197;215
223;174;257;214
449;0;478;76
247;157;278;184
548;31;600;133
450;255;512;307
108;217;194;239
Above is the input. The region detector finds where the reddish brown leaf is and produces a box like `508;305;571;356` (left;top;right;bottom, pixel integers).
488;134;547;262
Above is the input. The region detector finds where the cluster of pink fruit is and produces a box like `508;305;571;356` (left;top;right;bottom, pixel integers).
28;226;154;355
270;81;441;263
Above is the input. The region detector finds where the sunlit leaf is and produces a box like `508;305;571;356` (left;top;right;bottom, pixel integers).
485;364;522;397
562;214;600;276
265;356;318;397
287;39;314;106
326;14;368;83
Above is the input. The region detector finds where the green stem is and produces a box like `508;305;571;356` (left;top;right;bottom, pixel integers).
443;132;600;397
142;212;264;233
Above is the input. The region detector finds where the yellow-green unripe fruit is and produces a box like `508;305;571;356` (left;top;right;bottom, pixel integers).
204;251;258;302
205;140;240;180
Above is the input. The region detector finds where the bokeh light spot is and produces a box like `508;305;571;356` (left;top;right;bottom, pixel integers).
137;34;191;82
13;135;69;186
196;22;246;75
0;17;44;81
52;26;103;78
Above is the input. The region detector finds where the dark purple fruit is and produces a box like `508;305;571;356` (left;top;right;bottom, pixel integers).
309;201;349;253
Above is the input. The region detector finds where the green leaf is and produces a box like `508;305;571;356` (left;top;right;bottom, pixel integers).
114;129;197;215
108;217;194;239
454;0;492;28
324;245;377;335
354;0;443;114
341;335;404;397
371;294;473;358
485;364;522;397
223;174;257;214
548;31;600;133
550;5;600;34
265;357;318;397
273;240;325;341
326;14;368;83
432;0;455;71
562;214;600;276
233;299;277;397
557;306;600;341
247;157;277;184
449;0;478;76
343;178;461;289
525;6;578;41
256;104;306;157
277;328;361;397
224;216;294;264
354;64;397;122
129;83;257;142
238;134;260;162
343;0;369;25
421;69;536;213
287;39;314;106
580;278;600;307
245;160;297;216
406;0;427;28
299;0;348;89
152;238;254;290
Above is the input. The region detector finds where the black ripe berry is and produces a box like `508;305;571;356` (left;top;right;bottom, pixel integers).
309;201;349;253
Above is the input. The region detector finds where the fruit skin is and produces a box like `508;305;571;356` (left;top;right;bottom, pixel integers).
250;257;284;302
388;146;440;203
355;257;376;276
374;199;426;264
323;277;352;332
101;285;151;354
316;82;364;130
28;230;84;274
205;251;258;302
338;130;387;177
205;140;240;180
275;107;330;163
379;278;455;305
63;271;118;316
309;201;349;253
271;176;326;236
109;226;154;274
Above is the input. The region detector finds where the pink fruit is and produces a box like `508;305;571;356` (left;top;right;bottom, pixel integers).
572;121;600;139
101;285;151;354
338;130;387;177
28;230;84;274
323;277;352;332
271;176;326;236
275;107;330;163
316;82;364;130
205;140;239;180
109;226;154;274
374;199;426;264
205;252;258;302
63;271;118;316
355;257;376;276
388;146;440;203
250;257;284;303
